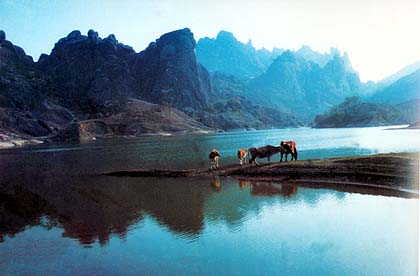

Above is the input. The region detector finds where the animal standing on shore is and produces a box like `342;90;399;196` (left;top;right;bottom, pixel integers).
237;149;247;165
280;141;298;162
209;149;220;169
248;145;281;165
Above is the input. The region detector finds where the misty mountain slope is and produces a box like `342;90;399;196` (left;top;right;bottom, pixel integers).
368;69;420;104
202;72;301;130
247;50;362;119
295;45;355;73
196;31;371;122
313;96;419;128
379;61;420;87
196;31;283;79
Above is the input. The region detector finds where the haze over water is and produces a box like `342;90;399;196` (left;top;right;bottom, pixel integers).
0;126;419;275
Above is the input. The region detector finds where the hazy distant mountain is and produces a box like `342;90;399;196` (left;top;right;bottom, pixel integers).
196;31;283;79
247;50;362;119
196;31;358;81
204;72;301;129
295;46;355;73
379;61;420;86
196;31;365;121
314;96;419;128
369;69;420;104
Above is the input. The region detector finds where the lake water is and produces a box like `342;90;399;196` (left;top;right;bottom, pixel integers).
0;126;419;275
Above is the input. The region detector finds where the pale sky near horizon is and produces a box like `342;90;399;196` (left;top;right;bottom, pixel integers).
1;0;419;82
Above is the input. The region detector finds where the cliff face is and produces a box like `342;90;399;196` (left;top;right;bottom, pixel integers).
131;28;211;112
0;30;40;110
0;31;74;139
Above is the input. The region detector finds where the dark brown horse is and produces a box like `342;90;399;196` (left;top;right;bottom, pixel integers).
248;145;281;165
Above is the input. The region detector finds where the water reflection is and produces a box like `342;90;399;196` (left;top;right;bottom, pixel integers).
0;186;58;243
238;179;248;190
210;175;221;192
0;173;417;248
250;181;298;198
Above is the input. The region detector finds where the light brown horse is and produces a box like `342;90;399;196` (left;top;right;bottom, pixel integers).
237;149;247;165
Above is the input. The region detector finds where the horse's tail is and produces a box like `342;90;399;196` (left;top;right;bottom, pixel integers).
248;148;251;164
294;147;298;160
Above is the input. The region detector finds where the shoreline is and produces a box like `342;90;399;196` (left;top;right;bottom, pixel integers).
0;131;44;149
2;124;417;150
104;152;419;197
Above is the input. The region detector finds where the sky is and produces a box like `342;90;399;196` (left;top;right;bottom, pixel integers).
1;0;419;82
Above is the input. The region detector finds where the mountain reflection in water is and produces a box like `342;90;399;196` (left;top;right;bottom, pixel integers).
1;172;360;247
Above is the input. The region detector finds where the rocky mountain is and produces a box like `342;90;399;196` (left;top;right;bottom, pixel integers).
1;28;303;146
2;27;419;144
37;28;212;116
0;29;74;140
196;31;283;79
0;29;216;143
130;29;212;111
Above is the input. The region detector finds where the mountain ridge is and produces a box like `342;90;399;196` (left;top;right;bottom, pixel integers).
1;28;419;146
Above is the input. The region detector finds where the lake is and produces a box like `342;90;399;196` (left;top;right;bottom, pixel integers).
0;126;419;275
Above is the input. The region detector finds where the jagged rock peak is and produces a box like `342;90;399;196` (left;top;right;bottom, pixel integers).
156;28;196;50
275;50;296;62
105;34;118;45
330;47;341;56
0;30;5;43
67;30;82;39
216;30;237;41
88;29;99;43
